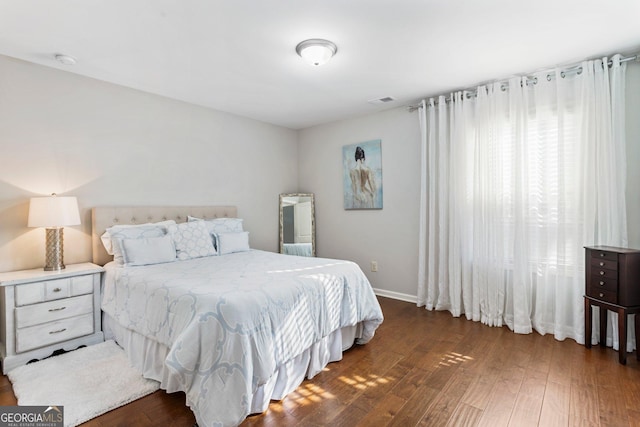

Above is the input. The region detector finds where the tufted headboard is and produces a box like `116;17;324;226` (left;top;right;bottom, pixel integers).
91;205;238;266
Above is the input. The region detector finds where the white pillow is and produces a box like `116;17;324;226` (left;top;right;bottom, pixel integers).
187;216;244;233
121;235;176;266
108;225;170;265
168;221;217;260
101;220;176;255
187;216;244;249
217;232;250;255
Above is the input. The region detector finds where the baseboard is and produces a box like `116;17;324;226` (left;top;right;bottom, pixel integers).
373;288;417;304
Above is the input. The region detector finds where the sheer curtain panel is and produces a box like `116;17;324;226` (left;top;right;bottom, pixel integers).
417;55;629;346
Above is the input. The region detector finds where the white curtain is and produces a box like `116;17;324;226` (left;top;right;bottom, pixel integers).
417;55;629;347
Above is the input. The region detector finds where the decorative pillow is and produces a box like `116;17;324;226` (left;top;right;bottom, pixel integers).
187;216;244;233
101;220;176;255
107;225;170;265
187;216;244;250
168;221;217;260
121;235;176;266
217;231;250;255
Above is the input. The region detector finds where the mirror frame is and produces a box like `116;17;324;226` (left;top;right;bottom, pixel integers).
279;193;316;257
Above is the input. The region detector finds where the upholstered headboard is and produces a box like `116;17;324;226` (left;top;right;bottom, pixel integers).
91;205;238;266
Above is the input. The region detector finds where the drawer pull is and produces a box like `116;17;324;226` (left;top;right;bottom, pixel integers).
600;253;605;257
599;293;604;298
599;271;605;276
599;261;605;266
53;287;62;293
48;306;66;312
49;328;66;335
599;281;605;286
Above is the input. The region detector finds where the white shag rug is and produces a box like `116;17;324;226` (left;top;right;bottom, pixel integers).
7;340;160;427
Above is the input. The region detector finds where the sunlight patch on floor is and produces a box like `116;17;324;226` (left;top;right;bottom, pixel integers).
263;362;395;413
438;351;474;367
338;373;392;390
281;382;336;408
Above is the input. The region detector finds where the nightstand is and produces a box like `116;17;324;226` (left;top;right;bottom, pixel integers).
0;262;104;373
584;246;640;365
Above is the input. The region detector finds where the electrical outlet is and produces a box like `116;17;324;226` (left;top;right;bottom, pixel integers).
371;261;378;272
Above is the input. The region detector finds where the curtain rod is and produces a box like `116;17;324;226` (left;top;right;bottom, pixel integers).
407;52;639;112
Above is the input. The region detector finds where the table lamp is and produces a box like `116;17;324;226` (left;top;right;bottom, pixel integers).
28;194;81;271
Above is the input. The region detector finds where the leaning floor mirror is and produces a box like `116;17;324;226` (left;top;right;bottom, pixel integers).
279;193;315;257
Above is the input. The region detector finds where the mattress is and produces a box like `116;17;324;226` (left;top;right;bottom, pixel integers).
101;249;383;426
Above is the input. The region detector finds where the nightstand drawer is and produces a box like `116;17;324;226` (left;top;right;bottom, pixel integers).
14;276;95;307
15;294;93;329
16;313;94;353
15;278;70;306
70;275;94;296
44;279;71;300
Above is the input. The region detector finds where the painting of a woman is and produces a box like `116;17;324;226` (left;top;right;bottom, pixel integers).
343;140;383;209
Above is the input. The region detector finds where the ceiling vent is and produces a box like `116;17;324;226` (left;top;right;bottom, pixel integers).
368;96;396;105
54;54;76;65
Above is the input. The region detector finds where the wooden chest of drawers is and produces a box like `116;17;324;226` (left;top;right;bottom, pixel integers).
0;263;104;373
585;246;640;306
584;246;640;364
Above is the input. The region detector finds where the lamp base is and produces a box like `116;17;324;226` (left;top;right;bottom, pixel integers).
44;227;65;271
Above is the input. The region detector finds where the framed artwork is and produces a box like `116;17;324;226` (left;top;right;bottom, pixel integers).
342;139;383;210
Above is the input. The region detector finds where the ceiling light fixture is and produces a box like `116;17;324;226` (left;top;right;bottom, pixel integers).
295;39;337;66
54;54;77;65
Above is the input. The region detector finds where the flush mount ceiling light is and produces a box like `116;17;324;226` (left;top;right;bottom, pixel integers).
295;39;337;66
54;54;76;65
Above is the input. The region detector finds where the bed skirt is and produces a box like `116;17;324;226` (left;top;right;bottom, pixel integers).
102;312;362;416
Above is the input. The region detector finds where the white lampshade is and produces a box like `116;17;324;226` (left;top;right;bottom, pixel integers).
28;195;81;228
28;194;80;271
296;39;337;66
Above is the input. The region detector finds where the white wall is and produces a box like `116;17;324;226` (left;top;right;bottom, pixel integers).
299;62;640;301
298;107;421;300
0;55;298;272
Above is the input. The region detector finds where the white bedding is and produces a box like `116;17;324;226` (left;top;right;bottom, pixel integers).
101;249;383;426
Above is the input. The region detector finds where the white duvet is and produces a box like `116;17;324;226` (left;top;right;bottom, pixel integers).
101;250;383;426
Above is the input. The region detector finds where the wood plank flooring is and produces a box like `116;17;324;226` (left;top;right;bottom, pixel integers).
1;296;640;426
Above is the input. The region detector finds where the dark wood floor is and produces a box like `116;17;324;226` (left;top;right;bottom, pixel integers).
2;296;640;426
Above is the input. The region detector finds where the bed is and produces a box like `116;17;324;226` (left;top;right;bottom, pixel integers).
91;206;384;427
